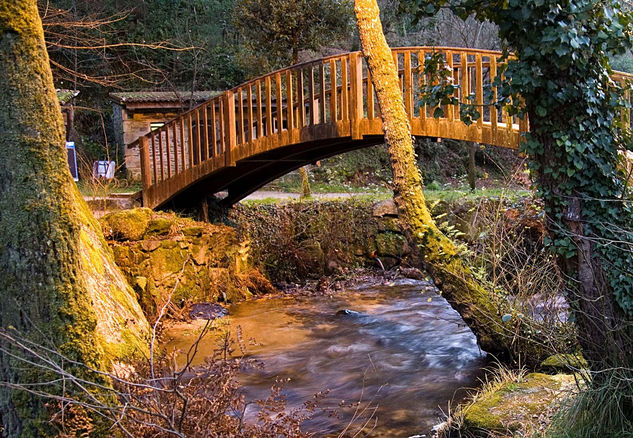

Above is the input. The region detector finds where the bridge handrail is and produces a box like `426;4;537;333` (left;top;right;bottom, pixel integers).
132;47;633;209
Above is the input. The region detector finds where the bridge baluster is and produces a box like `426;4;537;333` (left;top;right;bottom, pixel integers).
265;76;272;136
210;102;217;157
297;68;306;129
319;63;327;124
341;57;349;122
172;122;178;175
286;71;294;131
330;60;337;123
447;51;456;122
247;85;254;142
179;117;186;171
256;81;263;139
237;88;244;145
218;98;225;156
308;67;316;126
186;113;194;169
460;52;469;123
139;136;151;192
224;91;237;167
490;56;498;132
275;73;283;134
476;54;484;129
418;49;426;121
350;52;363;140
150;132;157;184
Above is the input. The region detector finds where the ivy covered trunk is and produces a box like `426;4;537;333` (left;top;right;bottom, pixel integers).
0;2;149;435
526;88;633;372
489;0;633;374
353;0;543;362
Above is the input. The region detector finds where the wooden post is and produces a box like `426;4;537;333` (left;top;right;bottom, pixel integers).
350;52;364;140
446;51;455;122
490;56;498;133
475;54;484;129
139;136;151;206
460;52;469;122
224;91;237;167
330;59;338;122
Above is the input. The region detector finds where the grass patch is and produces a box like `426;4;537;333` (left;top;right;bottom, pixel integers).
77;179;142;197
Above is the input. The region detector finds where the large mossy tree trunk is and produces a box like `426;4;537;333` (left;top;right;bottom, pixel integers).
0;2;149;435
354;0;538;361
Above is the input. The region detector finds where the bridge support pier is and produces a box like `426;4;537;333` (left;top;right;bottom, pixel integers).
198;195;231;224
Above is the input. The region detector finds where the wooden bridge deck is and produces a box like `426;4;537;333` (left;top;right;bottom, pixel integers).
131;47;632;209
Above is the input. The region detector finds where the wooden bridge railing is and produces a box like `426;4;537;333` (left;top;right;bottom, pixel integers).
132;47;633;209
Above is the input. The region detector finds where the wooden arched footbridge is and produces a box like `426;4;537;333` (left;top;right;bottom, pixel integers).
132;47;632;209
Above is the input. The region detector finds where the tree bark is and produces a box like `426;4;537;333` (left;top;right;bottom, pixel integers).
0;2;149;435
354;0;540;361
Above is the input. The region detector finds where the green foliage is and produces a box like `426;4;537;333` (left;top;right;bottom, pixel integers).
43;0;245;90
233;0;353;66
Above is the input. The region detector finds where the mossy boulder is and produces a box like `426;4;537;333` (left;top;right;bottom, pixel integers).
101;208;152;240
541;353;587;372
145;217;174;236
462;373;575;436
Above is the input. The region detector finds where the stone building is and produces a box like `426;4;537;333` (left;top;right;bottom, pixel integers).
111;91;219;179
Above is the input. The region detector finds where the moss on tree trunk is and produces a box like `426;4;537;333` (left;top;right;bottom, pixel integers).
354;0;543;361
0;2;149;435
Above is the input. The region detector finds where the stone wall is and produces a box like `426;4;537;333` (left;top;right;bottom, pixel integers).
112;104;181;179
100;209;276;321
231;199;418;282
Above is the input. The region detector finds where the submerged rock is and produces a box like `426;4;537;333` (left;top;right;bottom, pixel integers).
190;303;229;320
336;309;362;316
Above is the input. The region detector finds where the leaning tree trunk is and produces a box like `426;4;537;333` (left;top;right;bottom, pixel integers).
354;0;542;361
0;2;150;435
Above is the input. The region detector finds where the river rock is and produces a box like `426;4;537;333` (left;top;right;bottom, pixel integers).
190;303;228;320
336;309;361;316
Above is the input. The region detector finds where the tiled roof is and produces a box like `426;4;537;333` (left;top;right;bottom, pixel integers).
110;91;221;105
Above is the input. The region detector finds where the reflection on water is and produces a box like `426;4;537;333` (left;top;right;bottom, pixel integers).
166;279;488;437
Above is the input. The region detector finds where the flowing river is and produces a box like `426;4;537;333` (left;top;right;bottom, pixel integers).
166;278;488;437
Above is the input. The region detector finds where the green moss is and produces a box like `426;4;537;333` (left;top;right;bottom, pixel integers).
182;226;205;237
541;353;587;372
102;208;152;241
145;217;173;236
463;373;574;435
375;231;406;257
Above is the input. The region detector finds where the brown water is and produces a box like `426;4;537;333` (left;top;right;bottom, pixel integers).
166;278;488;437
